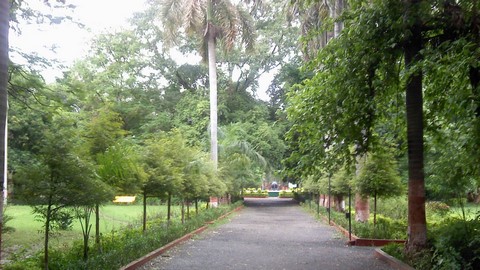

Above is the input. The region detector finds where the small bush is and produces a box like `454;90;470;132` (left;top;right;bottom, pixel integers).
243;188;268;197
382;243;405;261
279;190;294;198
429;216;480;270
373;216;407;239
2;211;15;233
375;196;408;220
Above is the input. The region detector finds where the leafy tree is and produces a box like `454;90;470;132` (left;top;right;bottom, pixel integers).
173;91;210;148
302;174;327;195
220;124;268;195
181;147;212;213
15;111;113;270
222;152;258;195
80;106;127;156
96;141;146;195
142;132;185;224
217;0;301;99
61;23;178;136
285;0;434;251
158;0;256;169
331;166;352;212
71;178;112;261
355;149;403;229
267;61;308;119
222;121;286;172
79;105;127;245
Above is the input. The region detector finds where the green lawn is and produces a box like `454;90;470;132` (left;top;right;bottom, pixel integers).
449;203;480;219
2;203;186;254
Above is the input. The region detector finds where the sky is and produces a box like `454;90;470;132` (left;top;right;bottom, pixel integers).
9;0;271;101
10;0;147;74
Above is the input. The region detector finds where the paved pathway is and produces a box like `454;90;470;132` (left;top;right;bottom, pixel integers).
141;198;393;270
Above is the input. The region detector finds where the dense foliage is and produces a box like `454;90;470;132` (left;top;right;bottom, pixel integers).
3;0;480;268
4;0;294;267
285;0;480;266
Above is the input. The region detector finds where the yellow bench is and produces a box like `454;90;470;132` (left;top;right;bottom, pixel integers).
113;196;136;203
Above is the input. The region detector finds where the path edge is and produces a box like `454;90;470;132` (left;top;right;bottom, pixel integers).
120;205;244;270
374;248;415;270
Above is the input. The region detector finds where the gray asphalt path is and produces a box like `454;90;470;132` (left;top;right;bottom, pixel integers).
140;197;392;270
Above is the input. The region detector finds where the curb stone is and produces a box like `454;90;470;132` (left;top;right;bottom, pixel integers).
120;205;243;270
374;248;415;270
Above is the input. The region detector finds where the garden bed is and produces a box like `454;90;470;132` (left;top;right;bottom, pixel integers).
327;217;406;246
242;188;268;198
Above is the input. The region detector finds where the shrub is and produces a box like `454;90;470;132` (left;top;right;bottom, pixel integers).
4;203;240;270
430;215;480;270
301;203;406;239
243;188;268;197
279;190;294;198
382;243;405;261
372;216;407;239
2;211;15;233
375;196;408;220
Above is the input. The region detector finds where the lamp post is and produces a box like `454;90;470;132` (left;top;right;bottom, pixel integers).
348;187;352;241
328;173;331;225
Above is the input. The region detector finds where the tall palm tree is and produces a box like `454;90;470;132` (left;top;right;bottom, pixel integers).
158;0;255;170
0;0;8;261
287;0;330;59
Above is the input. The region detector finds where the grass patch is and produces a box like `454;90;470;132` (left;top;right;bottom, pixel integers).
2;203;188;256
3;202;240;270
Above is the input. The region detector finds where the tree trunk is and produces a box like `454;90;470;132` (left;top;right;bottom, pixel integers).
186;199;190;220
80;207;93;261
206;0;218;170
95;204;100;246
355;156;369;222
0;0;9;261
143;191;147;232
373;192;377;238
373;192;377;226
334;0;345;38
167;192;171;224
44;203;52;270
334;195;344;212
181;200;185;224
195;198;198;214
355;193;370;222
404;0;427;251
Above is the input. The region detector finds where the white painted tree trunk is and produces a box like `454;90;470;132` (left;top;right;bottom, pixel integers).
207;33;218;171
334;0;344;37
206;0;218;171
355;154;370;222
3;112;7;206
0;0;9;260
